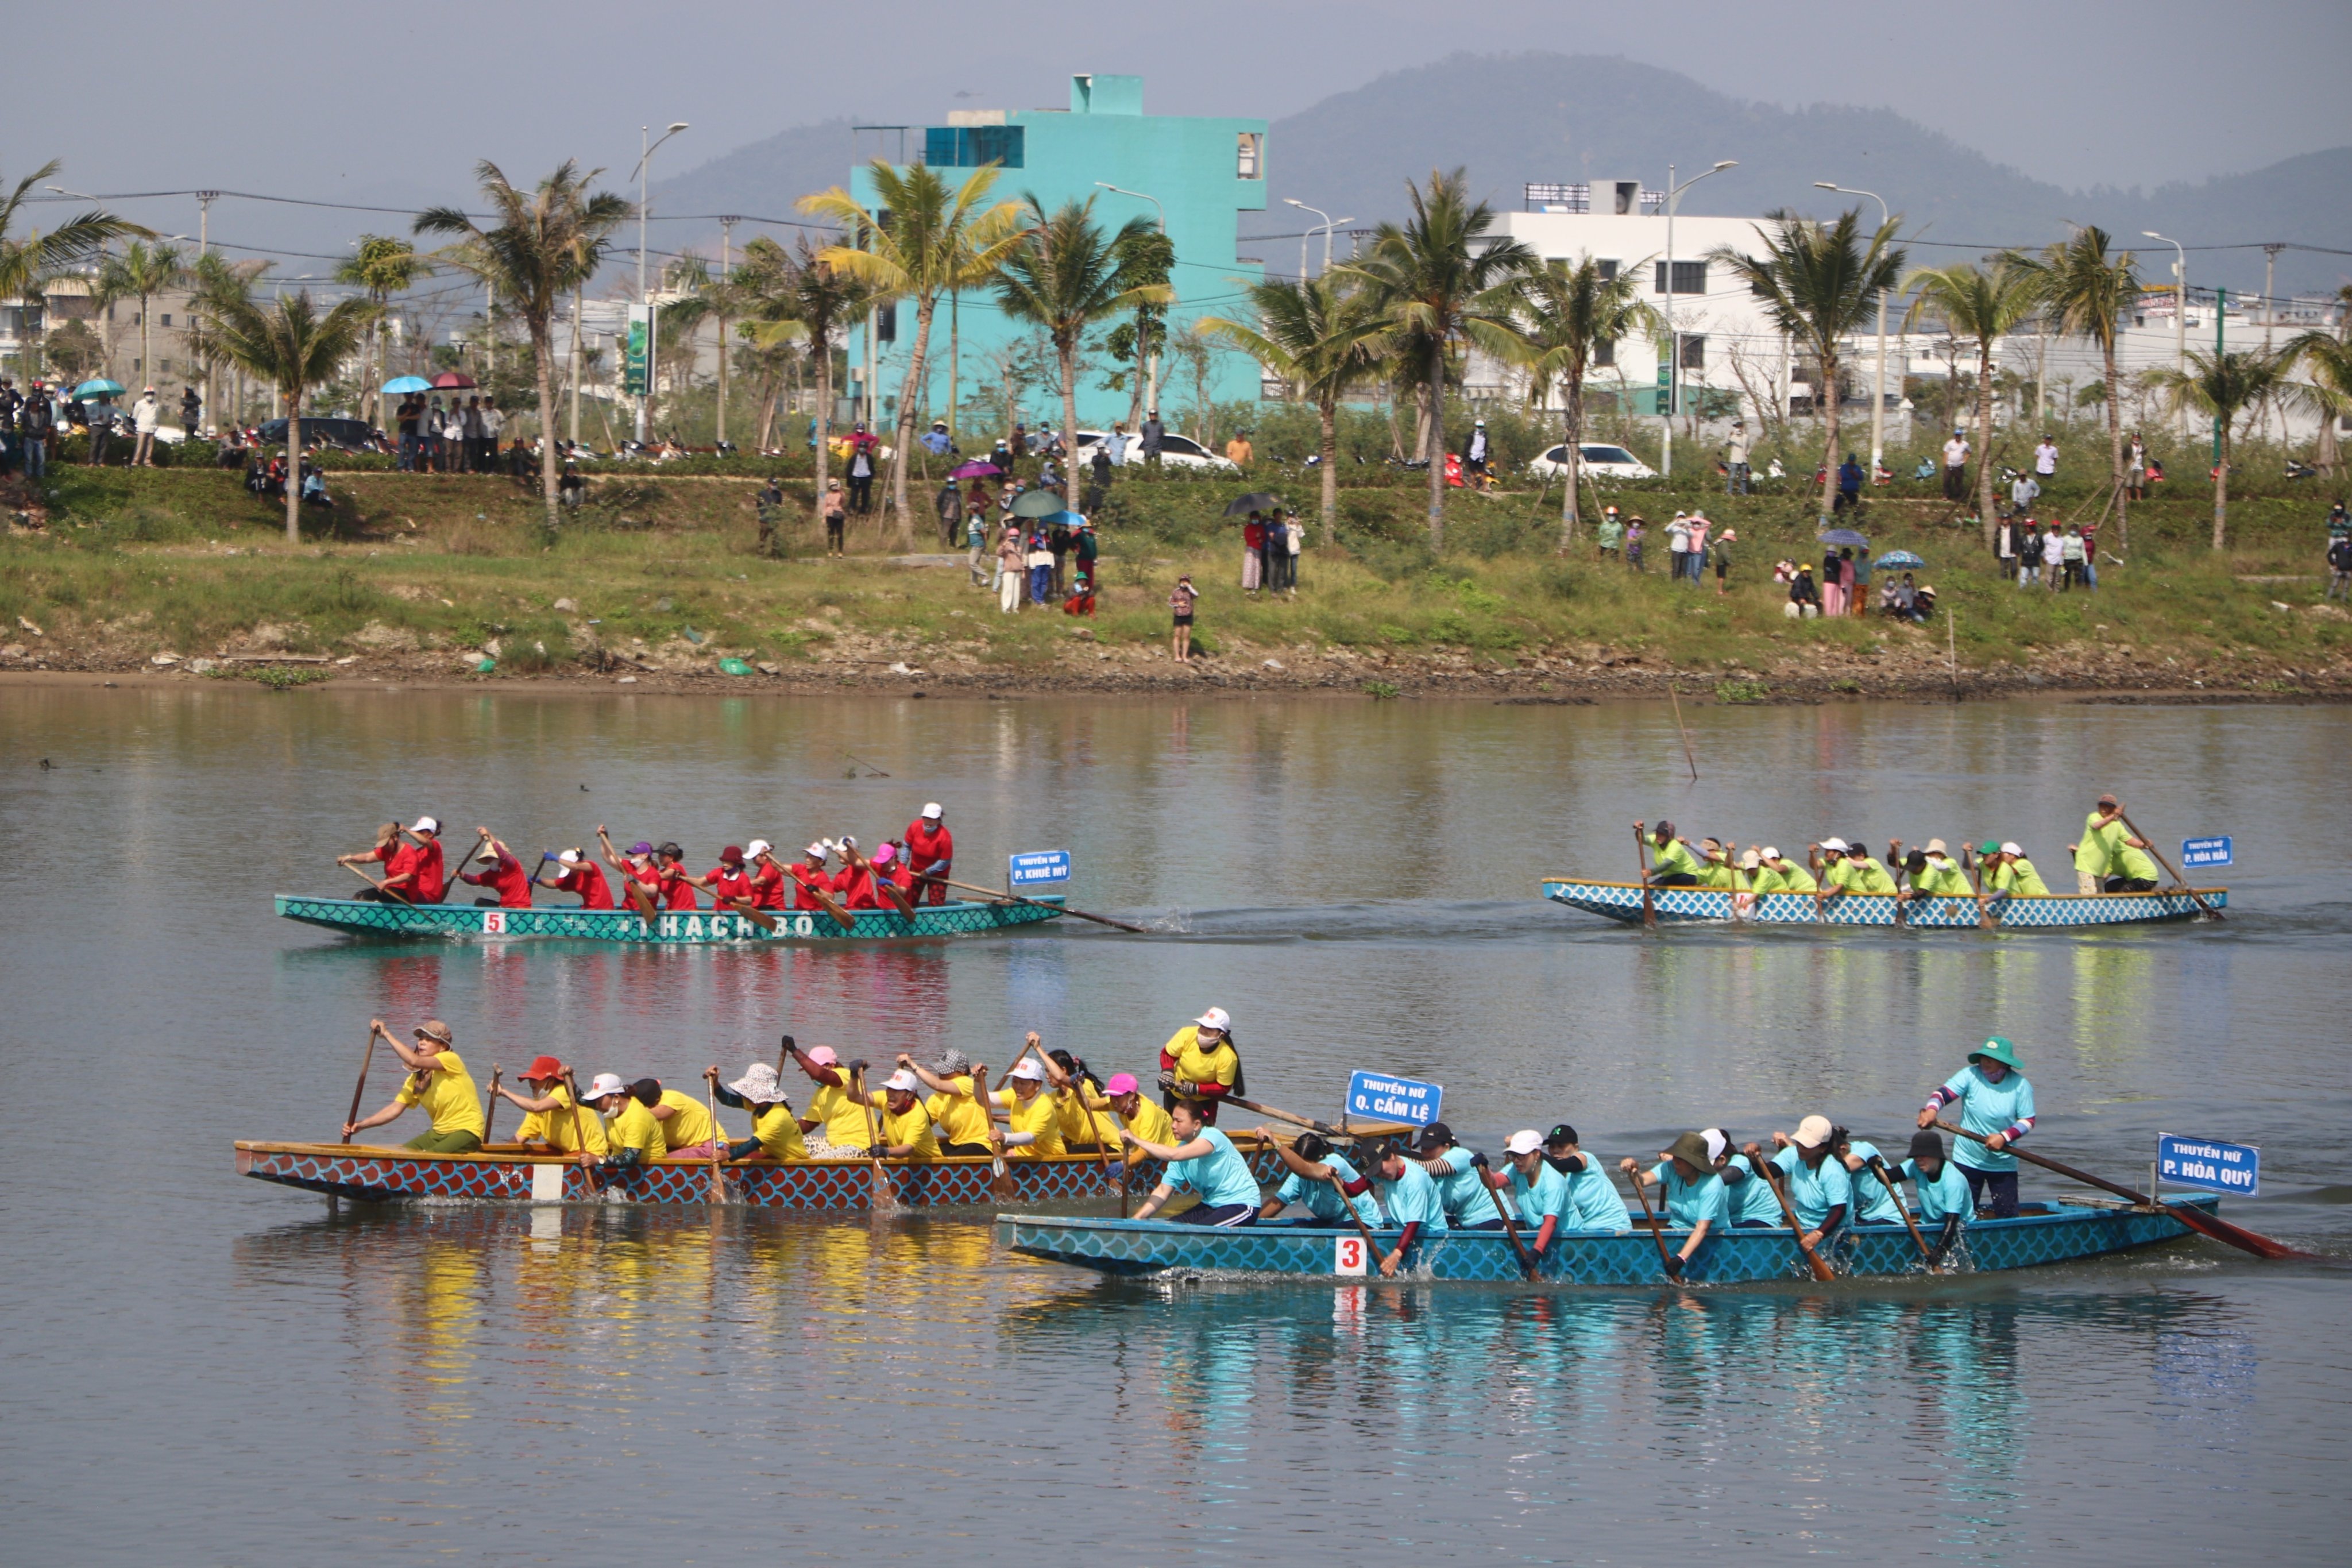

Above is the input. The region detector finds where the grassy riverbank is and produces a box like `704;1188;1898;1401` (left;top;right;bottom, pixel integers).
1;459;2345;699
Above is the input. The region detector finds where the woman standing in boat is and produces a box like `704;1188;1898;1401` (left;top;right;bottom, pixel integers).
1125;1099;1262;1226
1917;1036;2036;1217
1158;1007;1242;1124
342;1018;485;1152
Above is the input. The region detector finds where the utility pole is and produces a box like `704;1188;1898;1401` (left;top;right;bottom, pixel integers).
2214;287;2227;468
1098;183;1171;418
1816;182;1893;474
195;191;218;435
632;121;689;443
1661;161;1737;478
2144;231;2189;449
717;215;738;446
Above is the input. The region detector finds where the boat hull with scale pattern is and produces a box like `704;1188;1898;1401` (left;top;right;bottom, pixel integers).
998;1196;2218;1282
1540;877;2224;928
233;1136;1287;1208
275;893;1066;944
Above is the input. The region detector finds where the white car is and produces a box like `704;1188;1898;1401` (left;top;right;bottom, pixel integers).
1529;442;1658;480
1073;429;1239;472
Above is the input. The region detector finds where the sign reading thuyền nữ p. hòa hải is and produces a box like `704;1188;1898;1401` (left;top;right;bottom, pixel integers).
2180;836;2233;868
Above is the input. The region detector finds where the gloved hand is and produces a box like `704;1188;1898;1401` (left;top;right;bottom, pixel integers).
867;1146;891;1161
848;1058;870;1073
1663;1254;1685;1281
1469;1150;1490;1168
1866;1154;1888;1175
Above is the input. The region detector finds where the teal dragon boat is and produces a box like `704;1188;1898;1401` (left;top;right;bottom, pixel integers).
1541;876;2224;929
275;892;1065;944
999;1195;2219;1283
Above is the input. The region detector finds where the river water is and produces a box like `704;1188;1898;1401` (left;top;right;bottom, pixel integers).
4;685;2347;1562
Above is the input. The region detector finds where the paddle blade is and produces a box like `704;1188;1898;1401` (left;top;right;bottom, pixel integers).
2170;1201;2312;1261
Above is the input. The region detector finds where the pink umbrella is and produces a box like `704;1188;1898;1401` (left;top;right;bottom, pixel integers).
431;371;477;389
948;460;1004;479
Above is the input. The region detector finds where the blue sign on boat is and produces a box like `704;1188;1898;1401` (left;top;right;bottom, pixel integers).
2181;835;2233;868
1008;849;1071;886
1346;1071;1442;1127
2157;1133;2258;1196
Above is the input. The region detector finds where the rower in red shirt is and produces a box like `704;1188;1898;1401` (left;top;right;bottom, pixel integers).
681;845;758;914
787;842;837;912
744;840;789;910
457;828;534;908
401;816;448;903
595;826;663;918
538;848;615;909
652;842;698;909
833;836;881;910
337;821;413;902
873;840;918;912
904;802;953;906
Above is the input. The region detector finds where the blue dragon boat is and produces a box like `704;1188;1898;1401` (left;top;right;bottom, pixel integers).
1540;876;2224;929
998;1195;2219;1283
275;892;1065;945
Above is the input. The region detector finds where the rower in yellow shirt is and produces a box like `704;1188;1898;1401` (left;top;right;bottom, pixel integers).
1695;838;1740;889
639;1079;722;1158
1042;1046;1122;1152
899;1048;997;1157
343;1018;486;1153
1158;1007;1243;1124
1820;836;1895;894
1751;846;1816;894
707;1061;809;1162
579;1071;666;1188
783;1042;875;1156
990;1057;1067;1158
494;1054;609;1156
863;1069;940;1160
1894;838;1972;906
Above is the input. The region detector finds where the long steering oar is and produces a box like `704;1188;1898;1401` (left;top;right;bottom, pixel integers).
1222;1092;1341;1137
1748;1150;1839;1282
1934;1121;2307;1261
1625;1163;1683;1280
480;1065;503;1148
2115;809;2224;921
341;1024;381;1144
936;874;1151;935
1869;1160;1939;1273
1632;823;1657;929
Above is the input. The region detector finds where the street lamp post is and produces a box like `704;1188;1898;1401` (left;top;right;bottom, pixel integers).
2143;231;2188;447
1097;182;1171;418
631;121;689;443
1283;198;1351;278
1817;181;1893;476
1659;160;1736;478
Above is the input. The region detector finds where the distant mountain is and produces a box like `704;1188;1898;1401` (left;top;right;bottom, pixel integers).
652;54;2352;299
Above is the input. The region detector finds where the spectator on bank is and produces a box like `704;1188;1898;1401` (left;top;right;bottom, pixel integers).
1835;452;1863;513
2010;470;2040;515
1942;429;1969;501
1140;410;1165;464
130;387;163;466
1224;429;1253;467
1710;527;1736;596
86;395;117;465
180;385;202;439
2328;532;2352;600
2040;522;2065;590
2034;433;2059;483
1596;505;1623;561
1786;562;1821;619
936;477;963;546
1624;516;1646;571
1170;574;1198;663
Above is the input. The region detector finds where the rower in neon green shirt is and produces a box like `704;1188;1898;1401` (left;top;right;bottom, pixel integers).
1984;841;2050;896
1752;847;1816;893
1696;838;1740;889
2069;793;2129;893
1641;820;1703;886
1823;837;1895;894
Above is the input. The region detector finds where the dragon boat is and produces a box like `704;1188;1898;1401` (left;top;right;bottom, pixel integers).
234;1133;1289;1208
275;892;1065;945
998;1194;2221;1283
1540;877;2225;929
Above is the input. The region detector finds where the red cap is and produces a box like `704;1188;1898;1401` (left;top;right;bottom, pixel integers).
720;845;744;865
521;1055;565;1082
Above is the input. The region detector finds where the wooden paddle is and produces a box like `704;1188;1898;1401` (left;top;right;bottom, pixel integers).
437;831;489;905
1625;1161;1683;1280
1056;1055;1117;1201
875;867;917;919
1933;1120;2307;1261
851;1067;900;1212
1632;822;1657;929
711;890;779;932
794;870;857;931
1867;1160;1939;1273
1746;1148;1839;1282
341;1024;381;1143
1961;845;1998;930
1224;1092;1341;1137
559;1069;598;1168
936;874;1150;935
971;1059;1019;1202
1323;1170;1388;1276
480;1066;503;1148
1481;1164;1539;1279
342;860;411;902
2115;809;2224;921
702;1072;728;1203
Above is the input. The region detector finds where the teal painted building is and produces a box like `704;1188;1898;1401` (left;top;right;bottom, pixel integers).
845;74;1267;437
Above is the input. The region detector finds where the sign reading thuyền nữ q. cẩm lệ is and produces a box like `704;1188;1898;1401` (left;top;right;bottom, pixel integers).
1346;1071;1442;1128
2157;1133;2258;1196
1008;849;1071;887
2180;836;2233;868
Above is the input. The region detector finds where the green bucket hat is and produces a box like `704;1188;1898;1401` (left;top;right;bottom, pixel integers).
1978;840;2000;856
1969;1035;2022;1071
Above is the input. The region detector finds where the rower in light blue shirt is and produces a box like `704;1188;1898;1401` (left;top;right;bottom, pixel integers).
1357;1139;1450;1278
1891;1127;1975;1261
1482;1130;1574;1258
1260;1131;1383;1226
1721;1142;1790;1226
1620;1129;1732;1277
1125;1100;1264;1227
1412;1123;1497;1227
1918;1035;2037;1218
1838;1133;1907;1225
1751;1115;1852;1247
1543;1123;1631;1232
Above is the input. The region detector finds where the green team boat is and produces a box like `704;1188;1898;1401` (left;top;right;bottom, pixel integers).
275;892;1065;944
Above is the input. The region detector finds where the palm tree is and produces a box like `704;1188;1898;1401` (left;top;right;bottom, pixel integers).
1111;225;1176;427
1712;208;1906;525
2281;287;2352;476
1340;169;1534;551
0;161;147;380
2011;227;2140;542
2148;349;2291;550
802;161;1026;546
334;235;426;428
994;195;1171;500
733;233;876;539
416;161;629;532
204;291;370;542
1903;258;2041;546
1504;254;1660;548
1199;272;1383;544
94;239;187;389
184;252;268;430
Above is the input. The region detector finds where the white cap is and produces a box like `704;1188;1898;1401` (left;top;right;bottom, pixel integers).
920;802;943;820
1925;839;1948;855
746;839;773;859
1008;1059;1045;1082
839;835;859;851
1760;846;1781;862
410;815;440;835
557;849;581;864
2000;841;2024;856
882;1069;919;1092
1194;1007;1231;1033
806;842;829;859
1503;1129;1543;1156
1819;836;1848;852
1700;1129;1729;1164
584;1072;627;1099
1791;1114;1835;1150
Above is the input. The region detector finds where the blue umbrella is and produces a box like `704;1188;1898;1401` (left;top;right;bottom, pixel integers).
72;378;125;399
1817;527;1870;547
381;375;432;395
1875;550;1926;569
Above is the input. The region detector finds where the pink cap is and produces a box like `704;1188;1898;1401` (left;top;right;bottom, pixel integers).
872;843;897;867
805;1045;839;1067
1104;1072;1139;1096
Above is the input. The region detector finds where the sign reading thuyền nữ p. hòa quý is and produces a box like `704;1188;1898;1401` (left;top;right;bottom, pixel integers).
2158;1133;2258;1196
1009;849;1071;886
1346;1071;1442;1127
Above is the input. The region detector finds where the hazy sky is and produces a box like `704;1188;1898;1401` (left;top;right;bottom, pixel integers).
16;0;2347;255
